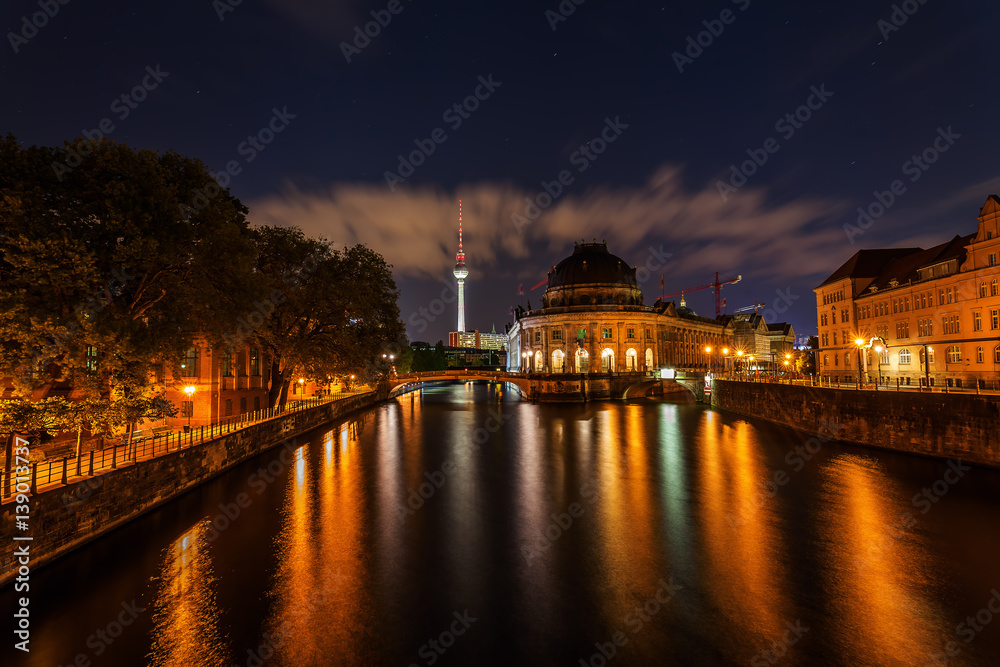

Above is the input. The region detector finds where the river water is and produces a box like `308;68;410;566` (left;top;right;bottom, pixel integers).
5;382;1000;666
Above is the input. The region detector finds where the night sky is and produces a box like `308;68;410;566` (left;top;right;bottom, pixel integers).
4;0;999;344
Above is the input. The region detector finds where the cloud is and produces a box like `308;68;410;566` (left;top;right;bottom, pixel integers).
247;165;849;284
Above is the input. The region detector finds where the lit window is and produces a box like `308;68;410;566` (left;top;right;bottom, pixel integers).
182;347;198;377
899;349;911;365
981;282;988;298
974;312;982;331
992;309;999;330
602;327;612;339
977;346;984;363
992;279;999;297
947;346;961;364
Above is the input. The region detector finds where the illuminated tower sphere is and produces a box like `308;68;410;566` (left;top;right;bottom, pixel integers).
453;200;469;332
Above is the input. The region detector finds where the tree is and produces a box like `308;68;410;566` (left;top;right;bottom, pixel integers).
0;134;258;399
248;227;404;408
107;387;178;462
0;397;68;496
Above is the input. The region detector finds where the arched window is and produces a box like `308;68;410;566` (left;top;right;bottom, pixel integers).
995;346;1000;364
181;347;198;377
823;354;829;367
645;348;654;370
575;349;589;373
947;346;961;364
981;282;988;298
898;349;911;365
534;350;543;371
552;349;565;373
993;279;999;297
844;353;851;368
625;348;638;371
977;346;984;363
601;348;615;372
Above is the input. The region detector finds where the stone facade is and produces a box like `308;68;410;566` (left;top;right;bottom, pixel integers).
507;242;734;374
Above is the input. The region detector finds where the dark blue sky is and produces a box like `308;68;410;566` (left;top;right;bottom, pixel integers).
4;0;999;343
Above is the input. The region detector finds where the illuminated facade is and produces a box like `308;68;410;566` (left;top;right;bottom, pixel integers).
507;241;735;373
815;195;1000;388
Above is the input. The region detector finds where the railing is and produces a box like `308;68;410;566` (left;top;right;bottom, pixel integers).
1;389;369;501
715;374;1000;395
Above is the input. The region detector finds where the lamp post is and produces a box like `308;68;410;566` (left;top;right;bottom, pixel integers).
183;385;196;431
705;346;712;377
854;338;865;388
921;344;933;390
722;348;730;378
736;349;744;378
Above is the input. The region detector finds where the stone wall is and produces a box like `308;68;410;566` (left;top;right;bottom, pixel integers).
1;391;383;587
711;380;1000;467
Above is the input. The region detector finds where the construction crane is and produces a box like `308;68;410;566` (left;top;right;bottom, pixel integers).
658;272;742;317
733;301;766;314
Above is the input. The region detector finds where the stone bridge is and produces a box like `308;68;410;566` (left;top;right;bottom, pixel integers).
385;370;705;402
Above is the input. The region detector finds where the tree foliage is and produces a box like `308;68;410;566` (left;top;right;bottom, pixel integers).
0;134;257;396
248;226;404;407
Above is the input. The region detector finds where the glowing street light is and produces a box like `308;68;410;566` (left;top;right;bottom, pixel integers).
183;385;196;430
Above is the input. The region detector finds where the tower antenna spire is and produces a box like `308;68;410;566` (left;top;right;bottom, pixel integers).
453;199;469;332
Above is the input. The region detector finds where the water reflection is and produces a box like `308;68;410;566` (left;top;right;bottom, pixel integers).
148;522;231;667
817;454;944;664
696;417;792;651
263;425;374;665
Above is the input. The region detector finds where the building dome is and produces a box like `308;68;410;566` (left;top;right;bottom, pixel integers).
547;241;637;289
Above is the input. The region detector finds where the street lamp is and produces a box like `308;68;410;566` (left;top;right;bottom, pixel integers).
921;344;933;389
705;346;712;376
854;338;865;388
736;349;744;377
183;385;196;431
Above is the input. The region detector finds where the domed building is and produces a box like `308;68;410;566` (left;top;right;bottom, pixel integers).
507;241;734;375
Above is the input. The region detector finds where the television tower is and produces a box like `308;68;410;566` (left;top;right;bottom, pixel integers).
453;200;469;332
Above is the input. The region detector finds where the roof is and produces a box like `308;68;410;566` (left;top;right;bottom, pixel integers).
546;241;637;290
816;248;920;289
816;234;973;295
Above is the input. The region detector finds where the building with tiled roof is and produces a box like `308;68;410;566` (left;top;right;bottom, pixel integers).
815;195;1000;388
